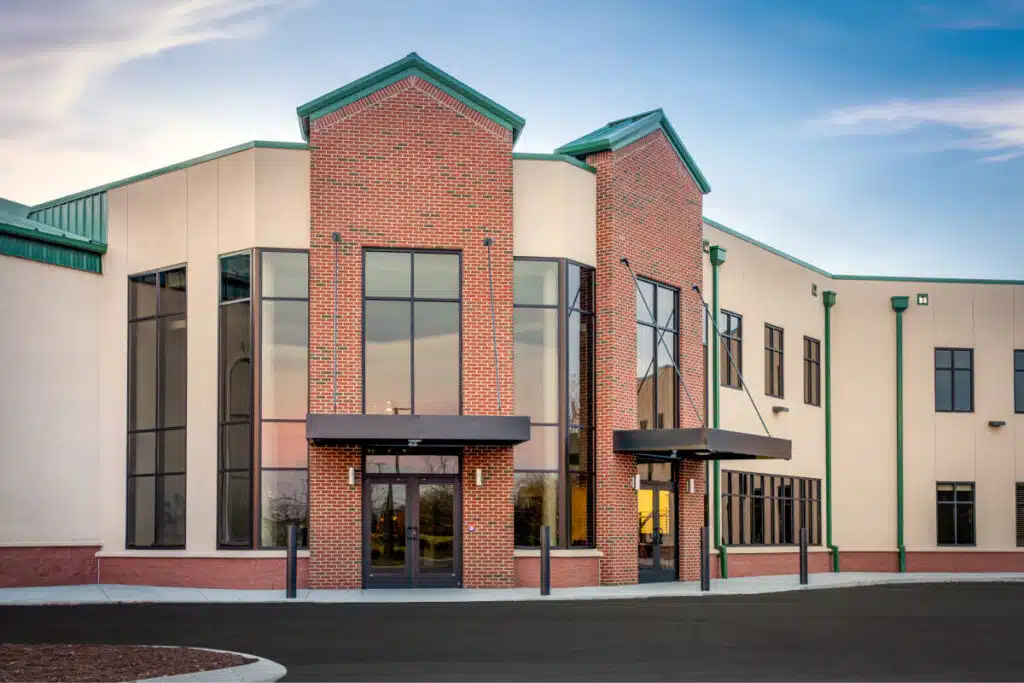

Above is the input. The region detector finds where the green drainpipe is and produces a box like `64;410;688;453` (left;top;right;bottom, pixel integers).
710;245;728;578
891;296;909;573
823;291;840;572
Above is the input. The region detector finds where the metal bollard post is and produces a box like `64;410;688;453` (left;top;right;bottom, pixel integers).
700;526;711;592
540;525;551;596
799;526;809;585
286;523;298;599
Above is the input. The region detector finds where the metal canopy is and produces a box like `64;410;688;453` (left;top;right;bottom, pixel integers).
613;427;792;461
306;413;531;447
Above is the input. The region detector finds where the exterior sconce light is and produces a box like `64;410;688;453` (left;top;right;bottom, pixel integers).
686;478;696;494
475;468;483;486
989;421;1006;428
633;473;642;490
348;467;356;486
772;406;789;414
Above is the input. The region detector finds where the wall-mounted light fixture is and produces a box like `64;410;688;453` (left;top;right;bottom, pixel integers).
686;478;696;494
475;468;483;486
348;467;356;486
772;406;789;414
812;284;819;297
633;473;641;490
989;421;1006;428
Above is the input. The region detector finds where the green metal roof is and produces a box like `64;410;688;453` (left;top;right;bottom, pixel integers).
0;199;106;273
512;152;596;174
555;109;711;194
296;52;526;143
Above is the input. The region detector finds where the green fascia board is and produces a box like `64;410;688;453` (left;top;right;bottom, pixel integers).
0;213;106;254
296;52;526;143
512;153;596;173
0;233;102;273
705;216;1024;286
30;141;308;211
555;109;711;194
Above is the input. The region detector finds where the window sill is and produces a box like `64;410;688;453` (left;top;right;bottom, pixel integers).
513;548;604;558
98;549;311;559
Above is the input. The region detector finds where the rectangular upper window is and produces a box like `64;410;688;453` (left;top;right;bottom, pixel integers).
636;278;678;430
1015;351;1024;414
803;337;821;407
363;250;461;415
937;482;974;546
935;348;973;413
764;324;784;399
127;266;187;549
719;310;742;389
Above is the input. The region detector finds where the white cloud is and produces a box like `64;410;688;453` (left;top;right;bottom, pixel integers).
815;92;1024;162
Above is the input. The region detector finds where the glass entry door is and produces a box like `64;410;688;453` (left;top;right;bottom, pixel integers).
365;476;460;588
638;482;677;583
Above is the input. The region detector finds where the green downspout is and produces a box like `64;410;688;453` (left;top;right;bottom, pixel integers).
891;296;909;573
710;245;728;578
823;291;840;572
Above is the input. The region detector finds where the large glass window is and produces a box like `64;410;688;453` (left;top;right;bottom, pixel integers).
935;348;973;412
364;250;461;415
513;259;595;548
764;324;784;399
218;253;253;547
722;471;821;546
636;279;678;430
937;482;974;546
804;337;821;407
127;267;187;548
720;310;742;389
260;251;309;548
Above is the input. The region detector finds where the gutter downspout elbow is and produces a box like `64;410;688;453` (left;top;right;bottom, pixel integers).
823;291;840;572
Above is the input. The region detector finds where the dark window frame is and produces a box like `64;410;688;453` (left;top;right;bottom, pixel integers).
936;481;975;546
803;336;821;407
1015;351;1024;414
764;324;784;399
935;347;974;413
721;470;821;547
217;250;255;549
361;248;463;416
1016;483;1024;548
126;264;188;550
720;310;742;389
636;276;680;431
257;248;310;550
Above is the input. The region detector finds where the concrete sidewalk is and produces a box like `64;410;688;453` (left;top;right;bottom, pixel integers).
2;572;1024;605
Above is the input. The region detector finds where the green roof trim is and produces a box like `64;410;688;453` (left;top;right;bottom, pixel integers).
296;52;526;143
0;233;102;273
512;153;596;173
31;141;307;211
554;109;711;194
704;216;1024;286
1;207;105;254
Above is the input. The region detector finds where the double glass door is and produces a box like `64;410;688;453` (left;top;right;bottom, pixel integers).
638;482;676;583
365;476;459;588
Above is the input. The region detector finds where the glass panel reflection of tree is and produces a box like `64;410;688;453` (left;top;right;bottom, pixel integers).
418;484;455;572
370;484;406;567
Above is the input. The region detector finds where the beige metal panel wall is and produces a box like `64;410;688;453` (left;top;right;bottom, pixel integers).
0;256;103;545
124;171;188;274
701;224;828;483
254;149;310;249
217;150;256;255
513;159;596;266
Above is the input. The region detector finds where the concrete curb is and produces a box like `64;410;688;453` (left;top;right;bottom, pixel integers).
138;646;286;682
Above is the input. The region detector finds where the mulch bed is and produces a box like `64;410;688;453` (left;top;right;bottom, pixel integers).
0;643;255;682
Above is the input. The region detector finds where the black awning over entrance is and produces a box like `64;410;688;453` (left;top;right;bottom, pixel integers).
613;427;791;461
307;413;531;447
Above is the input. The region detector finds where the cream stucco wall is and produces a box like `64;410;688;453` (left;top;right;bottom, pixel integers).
0;256;103;546
512;159;597;266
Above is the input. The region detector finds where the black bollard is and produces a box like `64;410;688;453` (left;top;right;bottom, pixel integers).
540;525;551;596
799;526;809;585
700;526;711;592
286;523;298;599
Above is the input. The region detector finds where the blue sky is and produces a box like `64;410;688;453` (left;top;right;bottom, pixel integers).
1;0;1021;279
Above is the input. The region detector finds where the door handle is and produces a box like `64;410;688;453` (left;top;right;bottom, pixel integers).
408;527;419;540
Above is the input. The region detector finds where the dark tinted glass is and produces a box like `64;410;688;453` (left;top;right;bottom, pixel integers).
514;308;558;423
567;263;581;310
158;474;186;546
569;472;591;547
219;471;251;545
261;469;309;548
130;477;155;547
956;503;974;544
129;320;157;431
160;268;187;315
413;301;460;414
128;432;156;475
567;311;593;426
956;484;974;502
220;423;251;470
364;300;411;415
159;316;187;428
954;370;972;411
935;348;952;369
219;302;251;422
577;266;594;313
364;454;460;474
514;260;559;306
513;425;559;470
953;349;972;369
937;483;955;502
937;500;955;544
935;369;953;411
220;253;251;301
1016;350;1024;372
657;332;677;428
160;429;187;473
413;252;459;299
514;472;559;546
129;274;158;319
262;252;308;298
568;427;592;472
1016;363;1024;413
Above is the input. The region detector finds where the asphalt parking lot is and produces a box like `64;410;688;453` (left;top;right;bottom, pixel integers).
2;583;1022;680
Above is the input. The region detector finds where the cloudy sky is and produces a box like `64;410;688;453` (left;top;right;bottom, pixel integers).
1;0;1021;279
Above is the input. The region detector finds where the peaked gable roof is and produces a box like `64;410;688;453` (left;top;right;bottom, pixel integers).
295;52;526;142
554;109;711;194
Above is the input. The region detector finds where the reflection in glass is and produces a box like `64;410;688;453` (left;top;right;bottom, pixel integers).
261;469;309;547
418;483;455;574
567;312;593;426
219;471;251;545
413;252;459;300
159;473;186;546
365;300;412;414
637;488;654;570
130;477;155;547
657;332;677;428
569;473;591;547
365;454;459;474
261;422;308;468
636;280;655;323
370;483;407;568
513;426;559;470
657;286;676;328
159;316;187;428
514;260;559;306
219;303;251;421
261;300;309;420
129;274;158;319
567;427;591;472
658;489;675;568
262;252;309;299
160;268;187;316
514;308;559;423
129;320;157;431
365;251;411;298
129;432;156;476
514;472;559;546
160;429;186;473
636;326;655;429
220;253;251;301
414;301;459;414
